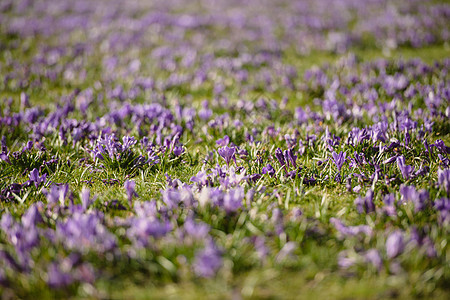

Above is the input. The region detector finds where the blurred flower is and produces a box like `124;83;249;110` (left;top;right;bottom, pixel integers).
386;231;404;258
438;169;450;195
354;189;375;214
364;249;383;271
47;263;73;289
193;240;222;277
330;217;372;237
124;180;138;206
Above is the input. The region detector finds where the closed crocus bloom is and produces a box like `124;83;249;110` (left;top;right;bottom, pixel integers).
275;148;286;167
285;148;297;168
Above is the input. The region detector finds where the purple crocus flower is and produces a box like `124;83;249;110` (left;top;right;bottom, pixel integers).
383;194;397;216
364;249;383;271
173;146;184;157
44;184;69;206
81;187;93;211
399;185;429;211
0;152;10;164
434;139;450;154
252;236;269;260
124;180;138;206
262;164;275;177
216;135;229;147
331;151;347;171
434;198;450;223
338;251;357;269
218;146;236;167
438;169;450;195
284;148;297;168
21;205;44;228
56;212;116;253
127;218;172;247
184;218;210;240
354;189;375;214
438;154;449;168
249;173;262;182
330;218;372;237
223;187;244;213
29;168;47;188
193;240;222;277
396;156;414;180
410;227;437;258
190;171;210;187
383;155;398;165
47;263;73;288
386;230;405;258
274;148;286;168
275;241;297;263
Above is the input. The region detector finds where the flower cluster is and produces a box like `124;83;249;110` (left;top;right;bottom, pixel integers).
0;0;449;297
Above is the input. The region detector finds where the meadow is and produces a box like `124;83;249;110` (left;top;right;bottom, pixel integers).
0;0;449;298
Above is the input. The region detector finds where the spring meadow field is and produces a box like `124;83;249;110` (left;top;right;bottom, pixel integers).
0;0;449;299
